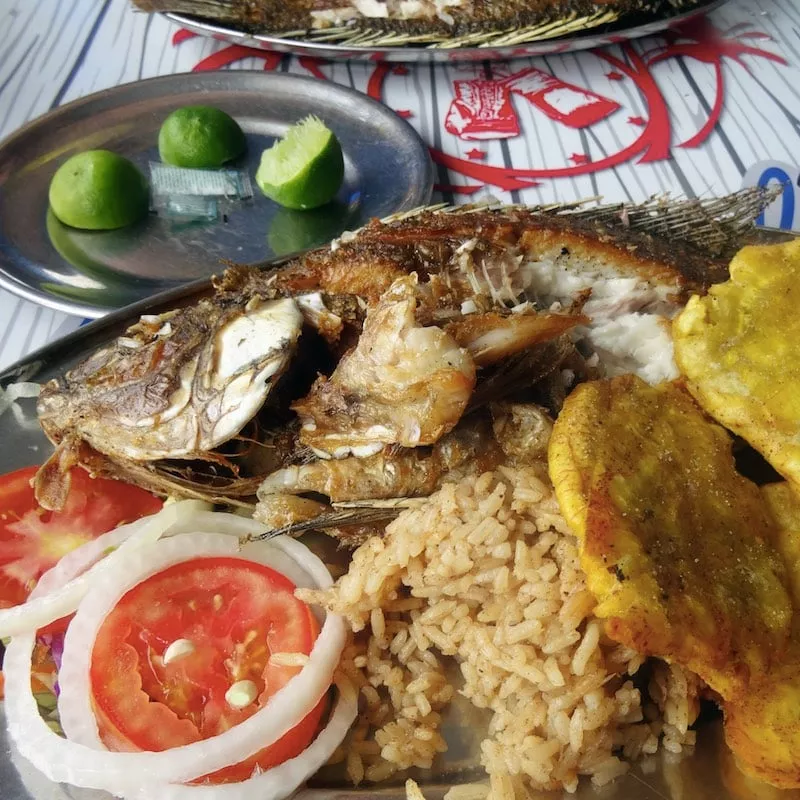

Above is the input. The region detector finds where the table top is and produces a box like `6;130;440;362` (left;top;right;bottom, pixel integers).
1;0;799;371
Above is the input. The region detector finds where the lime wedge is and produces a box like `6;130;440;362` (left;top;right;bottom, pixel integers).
256;116;344;211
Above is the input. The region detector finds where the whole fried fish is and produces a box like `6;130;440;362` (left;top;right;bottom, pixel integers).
131;0;704;38
34;193;774;510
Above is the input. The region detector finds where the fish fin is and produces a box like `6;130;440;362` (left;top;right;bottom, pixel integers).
240;506;409;546
33;438;82;511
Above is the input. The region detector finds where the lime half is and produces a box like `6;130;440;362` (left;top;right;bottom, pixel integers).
48;150;149;231
159;105;246;169
256;116;344;210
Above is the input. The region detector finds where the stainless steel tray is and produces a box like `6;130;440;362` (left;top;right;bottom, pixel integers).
0;237;797;800
162;0;727;63
0;71;433;318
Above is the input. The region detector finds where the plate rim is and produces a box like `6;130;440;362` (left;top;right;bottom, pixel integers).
0;70;434;320
161;0;729;62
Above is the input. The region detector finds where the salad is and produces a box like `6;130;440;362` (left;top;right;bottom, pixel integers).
0;466;353;799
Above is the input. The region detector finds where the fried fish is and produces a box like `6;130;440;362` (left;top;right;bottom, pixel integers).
268;204;735;385
292;274;477;459
35;297;303;510
34;194;773;510
131;0;704;40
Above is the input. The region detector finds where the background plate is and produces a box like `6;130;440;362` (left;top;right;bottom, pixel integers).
0;71;433;319
162;0;727;63
0;239;797;798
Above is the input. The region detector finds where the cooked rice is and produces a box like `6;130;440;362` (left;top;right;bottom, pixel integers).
303;466;701;797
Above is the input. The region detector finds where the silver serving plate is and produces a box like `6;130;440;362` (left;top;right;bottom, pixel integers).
161;0;728;63
0;233;797;800
0;71;433;319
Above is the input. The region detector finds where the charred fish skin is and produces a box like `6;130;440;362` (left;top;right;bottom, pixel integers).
270;208;729;308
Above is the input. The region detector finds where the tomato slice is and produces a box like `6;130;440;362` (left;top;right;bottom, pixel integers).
91;556;325;784
0;466;163;609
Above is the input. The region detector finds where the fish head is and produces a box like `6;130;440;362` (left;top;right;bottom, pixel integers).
37;296;304;463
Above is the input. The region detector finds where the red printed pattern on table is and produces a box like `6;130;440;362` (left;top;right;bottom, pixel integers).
173;19;787;194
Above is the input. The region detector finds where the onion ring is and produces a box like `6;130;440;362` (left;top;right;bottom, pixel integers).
32;500;210;599
128;678;358;800
156;511;319;592
6;526;344;794
0;501;187;638
58;529;325;749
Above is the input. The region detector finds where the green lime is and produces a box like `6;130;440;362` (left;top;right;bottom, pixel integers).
256;116;344;211
48;150;149;231
158;105;246;168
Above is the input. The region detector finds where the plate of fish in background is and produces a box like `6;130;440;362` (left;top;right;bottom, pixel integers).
3;187;800;800
133;0;728;62
0;70;433;319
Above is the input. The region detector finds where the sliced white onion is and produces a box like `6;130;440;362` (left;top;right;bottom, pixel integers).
1;382;41;403
6;531;344;794
0;382;41;429
130;677;358;800
166;511;318;592
0;501;187;638
58;530;329;749
165;511;264;538
31;500;208;600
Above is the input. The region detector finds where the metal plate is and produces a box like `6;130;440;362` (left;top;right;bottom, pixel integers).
0;235;798;800
162;0;727;63
0;71;433;319
0;696;776;800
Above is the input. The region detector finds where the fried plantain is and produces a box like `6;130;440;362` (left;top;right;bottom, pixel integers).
722;483;800;790
725;676;800;791
763;482;800;607
674;238;800;492
548;375;792;700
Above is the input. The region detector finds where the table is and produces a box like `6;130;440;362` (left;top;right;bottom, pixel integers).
1;0;798;371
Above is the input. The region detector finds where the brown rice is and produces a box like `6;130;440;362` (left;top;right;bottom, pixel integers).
304;466;701;798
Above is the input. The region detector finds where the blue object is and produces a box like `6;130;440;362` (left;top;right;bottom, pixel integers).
756;166;794;230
